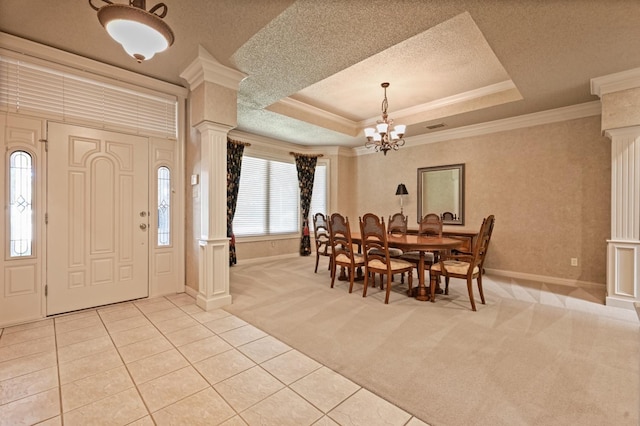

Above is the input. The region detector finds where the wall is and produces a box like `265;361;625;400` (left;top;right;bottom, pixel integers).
185;126;201;292
354;116;610;285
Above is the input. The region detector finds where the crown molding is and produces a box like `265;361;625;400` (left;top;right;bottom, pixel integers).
179;45;247;91
591;67;640;97
267;97;359;136
353;101;602;156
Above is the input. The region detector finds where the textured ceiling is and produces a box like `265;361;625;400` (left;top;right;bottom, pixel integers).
1;0;639;148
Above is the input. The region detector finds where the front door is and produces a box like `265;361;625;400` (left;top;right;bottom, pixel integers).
46;123;149;315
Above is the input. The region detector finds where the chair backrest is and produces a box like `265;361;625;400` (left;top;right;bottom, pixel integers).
471;215;495;268
441;211;455;221
328;213;356;265
388;213;408;236
313;212;330;249
418;213;442;237
360;213;390;264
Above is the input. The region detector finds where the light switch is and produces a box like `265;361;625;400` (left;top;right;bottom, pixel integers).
191;174;199;185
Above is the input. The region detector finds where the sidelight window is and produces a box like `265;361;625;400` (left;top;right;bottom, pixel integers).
9;151;33;257
157;166;171;246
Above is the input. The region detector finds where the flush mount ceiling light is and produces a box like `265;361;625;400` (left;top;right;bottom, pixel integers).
364;82;406;156
89;0;175;63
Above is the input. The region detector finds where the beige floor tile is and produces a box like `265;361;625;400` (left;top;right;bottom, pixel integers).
261;349;321;385
241;388;323;426
2;319;53;335
36;415;62;425
194;349;256;385
145;307;186;324
110;324;163;348
103;315;152;334
0;324;54;347
406;417;431;425
55;324;108;348
179;304;205;314
237;335;291;364
98;304;141;323
126;415;155;425
219;325;268;347
0;366;58;405
58;347;122;385
54;315;103;335
177;335;233;363
96;301;134;314
53;310;98;324
137;366;209;413
56;336;114;365
190;309;231;324
0;388;60;426
154;315;199;334
164;293;195;306
203;315;248;334
0;336;55;364
152;387;235;425
126;349;189;385
135;299;175;314
220;416;248;425
0;351;57;382
164;324;214;347
117;335;174;364
312;416;339;425
328;389;412;426
213;366;284;412
61;365;133;413
62;387;148;426
290;367;360;413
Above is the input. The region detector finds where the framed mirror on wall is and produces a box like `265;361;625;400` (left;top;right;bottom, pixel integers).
417;163;465;225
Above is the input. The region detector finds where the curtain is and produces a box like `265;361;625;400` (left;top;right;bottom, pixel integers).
227;139;247;266
293;154;319;256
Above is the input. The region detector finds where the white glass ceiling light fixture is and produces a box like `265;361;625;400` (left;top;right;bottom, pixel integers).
89;0;175;63
364;82;406;155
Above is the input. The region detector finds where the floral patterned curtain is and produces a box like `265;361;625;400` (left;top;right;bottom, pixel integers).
227;139;248;266
293;153;320;256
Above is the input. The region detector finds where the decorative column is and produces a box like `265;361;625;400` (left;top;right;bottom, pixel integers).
591;68;640;309
180;46;246;310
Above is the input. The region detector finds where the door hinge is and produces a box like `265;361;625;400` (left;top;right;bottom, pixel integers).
45;285;48;297
39;138;48;152
45;213;48;224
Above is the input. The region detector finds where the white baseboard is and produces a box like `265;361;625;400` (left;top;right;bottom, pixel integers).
484;268;605;289
184;285;198;298
235;253;300;266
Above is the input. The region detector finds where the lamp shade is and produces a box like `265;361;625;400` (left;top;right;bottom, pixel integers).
395;183;408;196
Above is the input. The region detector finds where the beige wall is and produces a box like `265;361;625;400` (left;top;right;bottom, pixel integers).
185;126;201;291
354;116;610;284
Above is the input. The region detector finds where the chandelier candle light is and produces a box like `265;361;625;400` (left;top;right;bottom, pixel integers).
364;82;406;155
89;0;175;63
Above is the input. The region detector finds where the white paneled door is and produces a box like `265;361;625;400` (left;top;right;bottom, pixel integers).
47;123;149;315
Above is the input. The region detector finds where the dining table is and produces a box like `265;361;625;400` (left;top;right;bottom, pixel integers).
350;233;464;302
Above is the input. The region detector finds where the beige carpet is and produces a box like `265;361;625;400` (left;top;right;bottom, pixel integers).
226;256;639;426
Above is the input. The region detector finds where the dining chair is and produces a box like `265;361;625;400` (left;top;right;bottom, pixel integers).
312;212;332;273
359;213;414;304
328;213;365;293
368;212;406;260
430;215;495;311
441;211;455;221
400;213;442;265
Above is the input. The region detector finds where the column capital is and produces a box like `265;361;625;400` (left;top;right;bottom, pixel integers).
195;120;234;135
180;45;247;91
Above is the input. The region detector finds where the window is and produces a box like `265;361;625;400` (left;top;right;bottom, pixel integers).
233;156;299;237
309;163;327;230
9;151;33;257
157;166;171;246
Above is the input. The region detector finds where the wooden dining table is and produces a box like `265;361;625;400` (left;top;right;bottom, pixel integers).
350;233;463;301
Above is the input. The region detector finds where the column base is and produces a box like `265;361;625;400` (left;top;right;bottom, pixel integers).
196;293;232;311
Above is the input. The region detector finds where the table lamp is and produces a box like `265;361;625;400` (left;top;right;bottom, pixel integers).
395;183;408;214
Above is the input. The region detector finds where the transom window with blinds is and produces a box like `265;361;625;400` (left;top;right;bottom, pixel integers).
233;155;327;237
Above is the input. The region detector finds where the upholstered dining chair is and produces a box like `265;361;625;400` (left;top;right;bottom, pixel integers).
369;212;407;261
327;213;365;293
312;212;332;273
441;211;455;221
430;215;495;311
359;213;414;304
400;213;442;265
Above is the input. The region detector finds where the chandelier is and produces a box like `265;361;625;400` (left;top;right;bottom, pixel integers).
364;82;406;155
89;0;175;63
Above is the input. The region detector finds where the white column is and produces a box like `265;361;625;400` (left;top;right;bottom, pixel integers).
195;121;233;310
605;126;640;309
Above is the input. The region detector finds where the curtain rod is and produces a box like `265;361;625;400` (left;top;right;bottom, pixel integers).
289;152;323;158
228;138;251;146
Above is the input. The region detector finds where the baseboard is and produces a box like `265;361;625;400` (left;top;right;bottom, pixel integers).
484;268;605;289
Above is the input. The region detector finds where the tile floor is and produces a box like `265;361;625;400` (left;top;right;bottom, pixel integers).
0;294;429;426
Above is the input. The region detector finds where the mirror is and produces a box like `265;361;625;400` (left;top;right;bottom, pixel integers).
417;163;465;226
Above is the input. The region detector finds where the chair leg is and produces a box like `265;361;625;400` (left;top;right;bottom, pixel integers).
384;273;392;304
348;267;355;293
467;277;477;311
314;254;320;273
406;271;413;296
477;274;486;305
444;275;449;295
362;271;369;297
330;264;337;288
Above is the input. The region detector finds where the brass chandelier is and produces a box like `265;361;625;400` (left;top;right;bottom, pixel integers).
364;82;406;155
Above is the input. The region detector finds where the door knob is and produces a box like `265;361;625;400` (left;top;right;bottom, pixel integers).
140;211;147;217
140;223;147;230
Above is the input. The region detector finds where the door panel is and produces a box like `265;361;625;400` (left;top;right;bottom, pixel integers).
47;123;149;315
